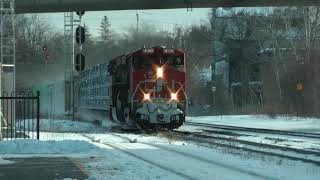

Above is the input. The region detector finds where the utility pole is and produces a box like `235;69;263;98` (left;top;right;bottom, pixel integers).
136;11;139;31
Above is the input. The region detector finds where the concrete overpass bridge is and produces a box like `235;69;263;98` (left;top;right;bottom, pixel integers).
16;0;320;14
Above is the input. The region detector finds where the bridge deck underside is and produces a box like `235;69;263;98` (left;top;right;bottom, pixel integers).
16;0;320;14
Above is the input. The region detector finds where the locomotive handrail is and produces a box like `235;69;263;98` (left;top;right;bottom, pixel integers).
176;81;189;114
131;82;143;110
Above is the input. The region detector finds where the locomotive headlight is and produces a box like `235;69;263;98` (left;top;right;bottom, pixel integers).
170;92;178;101
157;67;163;79
143;93;151;101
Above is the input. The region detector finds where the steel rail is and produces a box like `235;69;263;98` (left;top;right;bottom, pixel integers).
173;130;320;166
185;121;320;139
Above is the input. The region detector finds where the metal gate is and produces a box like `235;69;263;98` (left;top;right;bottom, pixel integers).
0;91;40;140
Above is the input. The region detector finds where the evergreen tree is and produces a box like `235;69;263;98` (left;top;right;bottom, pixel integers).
100;16;111;43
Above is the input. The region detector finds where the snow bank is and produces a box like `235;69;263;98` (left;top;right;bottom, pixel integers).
16;119;110;133
0;140;100;154
0;158;14;165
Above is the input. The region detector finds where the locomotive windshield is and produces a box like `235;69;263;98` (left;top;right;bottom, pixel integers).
132;56;152;70
133;55;184;70
159;56;184;69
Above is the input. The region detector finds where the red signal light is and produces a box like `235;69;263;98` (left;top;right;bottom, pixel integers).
42;45;48;52
45;53;52;60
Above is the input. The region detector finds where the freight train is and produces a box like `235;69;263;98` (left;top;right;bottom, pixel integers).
79;46;187;130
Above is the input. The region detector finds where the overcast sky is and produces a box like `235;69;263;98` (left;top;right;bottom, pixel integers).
41;8;211;37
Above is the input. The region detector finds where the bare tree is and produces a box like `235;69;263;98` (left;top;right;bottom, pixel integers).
13;15;65;88
261;7;320;116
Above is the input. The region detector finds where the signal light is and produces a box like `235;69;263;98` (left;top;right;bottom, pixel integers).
76;26;85;44
42;46;52;61
42;45;48;52
75;53;85;72
76;11;85;17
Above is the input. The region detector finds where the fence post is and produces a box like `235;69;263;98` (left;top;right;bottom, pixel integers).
0;90;2;141
0;106;2;141
36;91;40;140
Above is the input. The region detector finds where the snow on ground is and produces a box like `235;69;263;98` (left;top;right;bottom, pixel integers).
186;115;320;133
180;123;320;151
181;115;320;152
1;119;320;179
0;158;14;165
235;132;320;152
81;133;320;180
0;139;100;155
16;119;112;133
87;132;179;145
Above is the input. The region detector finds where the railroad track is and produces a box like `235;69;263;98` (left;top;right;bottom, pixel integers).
81;134;196;180
81;130;320;167
185;121;320;139
172;130;320;166
81;133;273;180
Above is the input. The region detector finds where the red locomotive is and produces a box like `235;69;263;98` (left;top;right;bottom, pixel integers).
80;46;187;130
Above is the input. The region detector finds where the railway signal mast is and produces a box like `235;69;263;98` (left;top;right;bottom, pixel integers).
0;0;16;139
0;0;16;95
64;11;84;120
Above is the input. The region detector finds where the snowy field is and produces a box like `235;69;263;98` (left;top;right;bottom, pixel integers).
186;115;320;133
0;118;320;180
